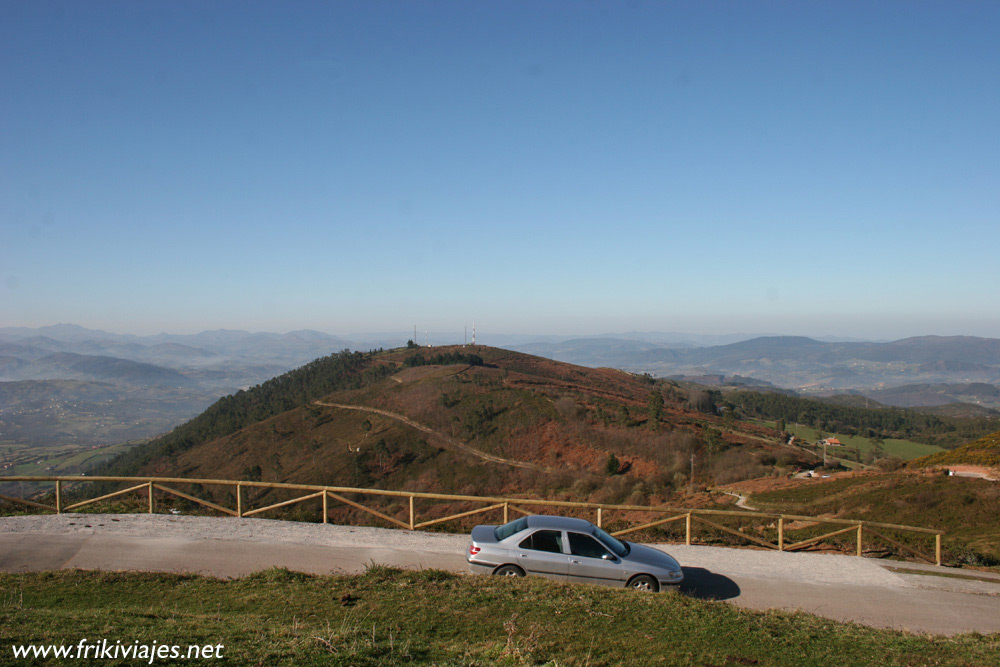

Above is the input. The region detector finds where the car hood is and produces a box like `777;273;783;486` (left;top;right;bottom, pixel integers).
625;543;682;572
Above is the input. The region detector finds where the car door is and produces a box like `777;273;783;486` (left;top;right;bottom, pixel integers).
566;531;625;586
515;529;569;579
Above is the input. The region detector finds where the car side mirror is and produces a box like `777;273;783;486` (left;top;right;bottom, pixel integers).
601;553;616;561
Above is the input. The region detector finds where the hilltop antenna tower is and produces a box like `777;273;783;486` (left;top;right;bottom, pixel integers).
472;322;476;346
425;330;429;347
413;325;417;345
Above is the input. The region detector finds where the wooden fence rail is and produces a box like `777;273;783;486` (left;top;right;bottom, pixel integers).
0;476;944;565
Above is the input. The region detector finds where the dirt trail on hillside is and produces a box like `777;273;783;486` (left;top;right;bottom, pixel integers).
720;491;758;511
313;401;598;479
942;465;999;481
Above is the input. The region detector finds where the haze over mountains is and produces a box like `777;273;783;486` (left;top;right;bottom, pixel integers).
508;335;1000;405
4;325;1000;398
0;324;357;447
3;325;999;452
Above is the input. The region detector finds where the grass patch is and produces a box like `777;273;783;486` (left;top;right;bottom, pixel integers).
763;422;944;461
1;568;998;666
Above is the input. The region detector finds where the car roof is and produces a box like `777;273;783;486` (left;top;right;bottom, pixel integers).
524;515;595;532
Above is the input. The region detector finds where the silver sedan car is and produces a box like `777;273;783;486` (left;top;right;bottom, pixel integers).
466;515;683;592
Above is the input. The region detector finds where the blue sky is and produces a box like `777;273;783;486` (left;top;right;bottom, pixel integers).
3;1;998;340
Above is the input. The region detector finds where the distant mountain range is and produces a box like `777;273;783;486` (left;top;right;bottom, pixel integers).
0;324;356;371
507;335;1000;408
0;325;361;448
3;325;999;453
0;350;194;387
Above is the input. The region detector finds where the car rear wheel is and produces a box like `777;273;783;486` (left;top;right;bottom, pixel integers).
493;565;525;577
627;574;659;592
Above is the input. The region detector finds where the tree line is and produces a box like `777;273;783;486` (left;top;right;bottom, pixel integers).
91;350;391;480
403;352;484;368
723;390;994;447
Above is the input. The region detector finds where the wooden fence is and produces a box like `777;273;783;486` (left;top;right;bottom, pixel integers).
0;476;944;566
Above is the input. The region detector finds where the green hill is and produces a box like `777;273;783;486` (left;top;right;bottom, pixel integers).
911;430;1000;469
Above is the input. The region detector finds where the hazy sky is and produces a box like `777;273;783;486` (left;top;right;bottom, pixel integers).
3;1;998;340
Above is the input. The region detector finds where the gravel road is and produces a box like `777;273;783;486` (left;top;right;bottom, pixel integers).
3;514;999;636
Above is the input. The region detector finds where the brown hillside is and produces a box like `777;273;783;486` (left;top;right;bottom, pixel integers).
740;468;1000;566
138;346;810;509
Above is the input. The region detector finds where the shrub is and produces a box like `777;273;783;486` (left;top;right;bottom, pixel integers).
605;453;620;476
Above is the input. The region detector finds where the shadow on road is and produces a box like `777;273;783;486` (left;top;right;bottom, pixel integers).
680;567;741;601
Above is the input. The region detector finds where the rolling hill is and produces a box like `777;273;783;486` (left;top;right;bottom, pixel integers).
911;430;1000;471
37;345;999;566
96;346;816;508
867;382;1000;409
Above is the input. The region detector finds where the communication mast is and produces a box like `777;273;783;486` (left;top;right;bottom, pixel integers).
472;322;476;346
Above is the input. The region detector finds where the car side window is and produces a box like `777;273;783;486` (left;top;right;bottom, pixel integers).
568;532;612;559
518;529;564;553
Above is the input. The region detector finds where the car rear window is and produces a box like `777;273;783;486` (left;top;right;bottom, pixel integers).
494;517;528;542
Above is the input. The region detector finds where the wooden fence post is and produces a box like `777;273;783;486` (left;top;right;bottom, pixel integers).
935;534;942;566
685;512;692;545
322;490;328;524
856;523;863;557
408;495;415;530
236;483;243;518
55;480;62;514
778;516;784;551
148;481;154;514
503;502;509;524
596;507;603;528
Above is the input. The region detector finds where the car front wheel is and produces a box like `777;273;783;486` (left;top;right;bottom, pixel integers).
627;574;659;592
493;565;525;577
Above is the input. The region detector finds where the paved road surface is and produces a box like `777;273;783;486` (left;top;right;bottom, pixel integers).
2;514;999;636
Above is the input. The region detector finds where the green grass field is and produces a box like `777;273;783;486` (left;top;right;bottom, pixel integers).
760;421;944;461
1;441;140;477
2;568;997;666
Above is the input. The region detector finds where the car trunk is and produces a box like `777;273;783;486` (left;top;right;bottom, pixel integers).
470;524;498;544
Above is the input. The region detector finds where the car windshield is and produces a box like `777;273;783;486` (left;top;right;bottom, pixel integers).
494;517;529;542
594;526;629;556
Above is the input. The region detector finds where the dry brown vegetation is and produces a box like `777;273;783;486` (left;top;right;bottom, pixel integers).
134;345;819;512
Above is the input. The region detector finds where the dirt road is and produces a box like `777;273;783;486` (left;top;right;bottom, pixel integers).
313;400;599;478
3;514;999;636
